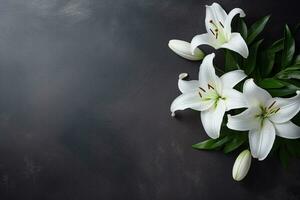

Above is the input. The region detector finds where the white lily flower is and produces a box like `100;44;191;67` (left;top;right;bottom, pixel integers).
227;79;300;160
170;53;247;139
232;149;252;181
191;3;249;58
168;39;205;61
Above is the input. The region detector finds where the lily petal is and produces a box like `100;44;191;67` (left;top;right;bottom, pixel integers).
249;119;275;160
223;89;247;111
205;3;227;37
220;32;249;58
198;53;222;93
170;92;214;114
168;40;205;61
191;33;220;54
243;79;272;107
201;100;226;139
269;91;300;123
178;79;199;94
227;107;260;131
224;8;245;36
220;70;247;89
274;121;300;139
210;3;227;23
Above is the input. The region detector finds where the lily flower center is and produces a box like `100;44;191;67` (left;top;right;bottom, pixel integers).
256;101;280;119
198;84;225;106
209;20;228;43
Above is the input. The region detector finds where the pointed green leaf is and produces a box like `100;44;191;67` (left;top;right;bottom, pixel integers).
223;134;247;154
268;84;299;96
277;70;300;79
269;38;284;53
294;54;300;65
192;139;218;150
280;79;300;88
224;50;239;72
259;38;284;77
280;64;300;71
247;15;270;45
238;19;248;40
259;50;275;77
281;25;295;68
259;78;285;89
192;136;231;151
244;39;263;75
210;136;231;149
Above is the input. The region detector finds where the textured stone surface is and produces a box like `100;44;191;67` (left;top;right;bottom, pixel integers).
0;0;299;199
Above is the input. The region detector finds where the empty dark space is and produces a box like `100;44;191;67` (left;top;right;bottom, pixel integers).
0;0;299;199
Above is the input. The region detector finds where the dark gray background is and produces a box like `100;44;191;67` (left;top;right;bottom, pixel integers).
0;0;299;199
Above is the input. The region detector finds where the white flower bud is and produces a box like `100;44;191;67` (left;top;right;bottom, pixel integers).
232;149;252;181
168;39;204;61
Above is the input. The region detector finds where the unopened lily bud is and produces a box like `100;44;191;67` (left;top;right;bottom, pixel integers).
168;39;204;61
232;149;252;181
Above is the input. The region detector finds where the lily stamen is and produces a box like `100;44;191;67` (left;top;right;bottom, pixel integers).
215;29;219;39
208;84;214;89
219;21;224;28
275;108;280;113
268;101;276;109
209;20;219;30
199;87;206;92
209;20;216;25
210;29;215;35
198;92;202;98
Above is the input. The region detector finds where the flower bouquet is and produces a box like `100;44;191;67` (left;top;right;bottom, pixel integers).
168;2;300;181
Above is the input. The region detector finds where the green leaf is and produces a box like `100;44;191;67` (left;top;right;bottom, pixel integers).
192;136;231;150
293;54;300;65
192;135;231;150
280;64;300;71
210;136;231;149
269;38;284;53
252;68;262;81
223;134;247;154
192;139;216;150
238;19;248;40
276;65;300;79
247;15;270;45
277;70;300;79
259;39;284;77
244;39;263;75
268;84;299;96
281;25;295;68
259;78;285;89
280;79;300;88
224;50;239;71
259;50;275;77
